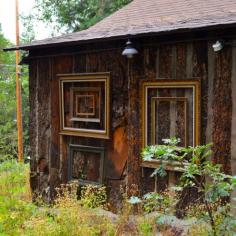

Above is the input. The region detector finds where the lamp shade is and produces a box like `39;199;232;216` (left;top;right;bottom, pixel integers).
212;40;224;52
122;40;138;58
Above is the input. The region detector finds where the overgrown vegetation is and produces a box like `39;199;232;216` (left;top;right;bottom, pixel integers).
0;24;29;161
0;139;236;235
0;160;114;235
138;139;236;235
0;160;155;235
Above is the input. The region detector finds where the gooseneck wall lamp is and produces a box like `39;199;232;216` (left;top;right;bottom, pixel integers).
122;39;138;58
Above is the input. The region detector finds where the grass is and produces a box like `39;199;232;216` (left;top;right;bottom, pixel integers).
0;160;116;236
2;159;233;236
0;159;155;236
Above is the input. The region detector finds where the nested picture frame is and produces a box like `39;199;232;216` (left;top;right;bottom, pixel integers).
141;79;201;147
59;73;110;139
68;144;105;185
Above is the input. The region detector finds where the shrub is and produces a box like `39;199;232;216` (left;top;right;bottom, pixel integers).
80;184;107;209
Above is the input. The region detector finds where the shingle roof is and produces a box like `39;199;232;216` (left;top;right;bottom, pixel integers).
7;0;236;50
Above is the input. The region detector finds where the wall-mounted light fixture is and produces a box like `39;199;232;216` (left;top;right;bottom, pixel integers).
212;40;224;52
122;39;138;58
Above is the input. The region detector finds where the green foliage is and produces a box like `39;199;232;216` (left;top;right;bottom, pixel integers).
143;192;173;214
23;0;132;39
138;220;153;236
180;144;234;204
0;159;34;235
0;25;29;161
39;0;132;32
141;140;236;235
0;160;115;236
80;184;107;209
141;137;190;162
179;144;236;235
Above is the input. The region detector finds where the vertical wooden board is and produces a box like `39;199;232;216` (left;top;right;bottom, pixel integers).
156;45;173;141
107;179;126;212
143;48;157;79
37;58;51;168
151;44;178;192
231;40;236;211
157;100;170;143
107;127;128;179
29;60;39;193
159;45;173;78
156;48;160;78
101;50;128;180
73;54;86;73
185;43;194;145
51;56;73;168
50;56;73;194
192;41;208;144
86;53;100;72
186;43;193;78
127;56;142;193
60;135;69;183
176;101;186;146
171;45;177;79
103;50;128;129
142;168;155;193
29;60;38;172
175;43;187;145
212;46;232;173
231;41;236;164
176;43;187;80
206;42;215;145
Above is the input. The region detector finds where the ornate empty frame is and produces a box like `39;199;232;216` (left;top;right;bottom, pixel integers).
68;145;105;185
59;73;110;139
70;87;101;123
142;79;201;147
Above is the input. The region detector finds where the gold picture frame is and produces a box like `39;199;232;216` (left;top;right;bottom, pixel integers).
151;97;188;147
59;73;110;139
70;87;101;123
141;79;201;147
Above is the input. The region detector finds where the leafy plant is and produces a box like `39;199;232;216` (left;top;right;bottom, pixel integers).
141;137;190;162
179;144;236;235
141;140;236;235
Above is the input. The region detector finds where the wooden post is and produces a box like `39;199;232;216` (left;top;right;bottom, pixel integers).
15;0;23;162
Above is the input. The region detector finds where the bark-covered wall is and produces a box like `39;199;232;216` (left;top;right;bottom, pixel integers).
28;34;235;207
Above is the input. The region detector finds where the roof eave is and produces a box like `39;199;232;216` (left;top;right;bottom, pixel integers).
4;22;236;52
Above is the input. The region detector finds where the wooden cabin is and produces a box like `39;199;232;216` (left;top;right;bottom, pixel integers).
6;0;236;208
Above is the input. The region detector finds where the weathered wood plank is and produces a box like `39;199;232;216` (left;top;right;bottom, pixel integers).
231;41;236;164
127;58;141;194
29;60;39;194
37;58;51;166
176;43;187;80
206;42;215;145
212;46;232;173
193;42;208;144
50;56;73;197
186;43;193;78
231;40;236;212
159;45;172;78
